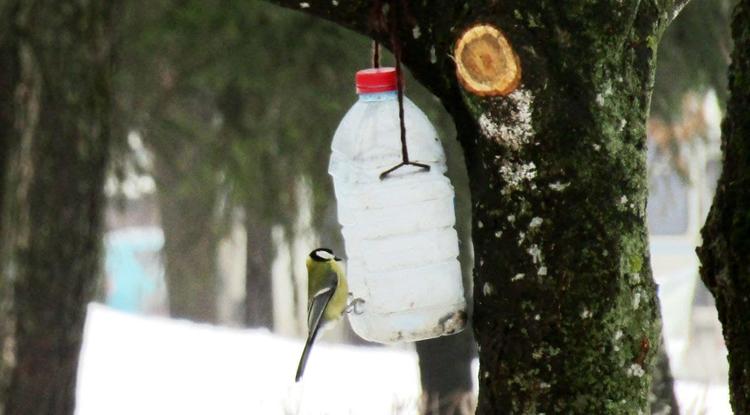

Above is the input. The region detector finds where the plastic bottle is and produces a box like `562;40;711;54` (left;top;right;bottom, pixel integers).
329;67;466;344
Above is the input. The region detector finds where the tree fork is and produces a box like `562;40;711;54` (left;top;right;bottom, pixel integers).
267;1;686;412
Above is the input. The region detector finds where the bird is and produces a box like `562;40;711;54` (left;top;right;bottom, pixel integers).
295;247;349;382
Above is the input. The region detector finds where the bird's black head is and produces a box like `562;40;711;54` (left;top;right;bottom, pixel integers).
309;248;341;262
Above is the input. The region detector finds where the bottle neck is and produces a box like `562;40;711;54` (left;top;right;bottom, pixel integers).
358;90;398;102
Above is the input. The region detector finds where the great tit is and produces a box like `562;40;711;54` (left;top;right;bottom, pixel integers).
295;248;349;382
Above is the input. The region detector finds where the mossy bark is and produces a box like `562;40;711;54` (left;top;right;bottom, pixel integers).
268;1;684;412
697;0;750;412
3;1;114;413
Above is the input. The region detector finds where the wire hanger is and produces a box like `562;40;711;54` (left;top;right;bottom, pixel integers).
372;1;430;180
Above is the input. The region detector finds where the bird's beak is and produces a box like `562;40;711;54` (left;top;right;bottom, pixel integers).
334;256;343;261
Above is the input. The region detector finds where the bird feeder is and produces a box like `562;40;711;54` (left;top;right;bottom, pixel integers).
328;68;467;344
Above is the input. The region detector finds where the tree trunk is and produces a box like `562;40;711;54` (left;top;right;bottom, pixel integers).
416;332;476;414
649;341;680;415
154;148;219;323
268;1;686;412
697;0;750;412
244;209;274;328
0;4;15;249
3;1;114;413
0;3;19;410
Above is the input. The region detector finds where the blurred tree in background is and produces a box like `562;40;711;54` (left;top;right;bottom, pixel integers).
651;0;732;121
116;0;366;323
649;0;732;181
0;1;117;413
0;0;18;408
115;0;477;407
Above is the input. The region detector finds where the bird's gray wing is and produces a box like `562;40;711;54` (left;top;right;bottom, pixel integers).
296;269;338;382
306;269;338;330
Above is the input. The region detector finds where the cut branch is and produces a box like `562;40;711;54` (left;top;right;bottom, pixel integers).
455;24;521;96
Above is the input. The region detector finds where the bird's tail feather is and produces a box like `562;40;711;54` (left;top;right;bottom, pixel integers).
295;324;322;382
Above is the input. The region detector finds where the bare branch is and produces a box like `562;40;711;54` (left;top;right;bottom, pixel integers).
668;0;691;24
266;1;376;41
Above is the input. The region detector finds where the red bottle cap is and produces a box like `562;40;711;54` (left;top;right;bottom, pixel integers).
356;67;398;94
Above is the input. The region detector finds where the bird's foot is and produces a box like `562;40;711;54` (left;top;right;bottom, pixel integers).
345;294;366;315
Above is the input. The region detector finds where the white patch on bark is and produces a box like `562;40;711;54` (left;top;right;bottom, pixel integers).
596;83;613;107
527;244;542;264
479;88;534;149
517;231;526;246
412;26;421;39
511;273;525;282
548;181;570;191
529;217;543;228
630;273;641;284
626;363;645;377
499;161;536;192
632;292;641;310
429;46;437;63
299;2;310;8
483;282;494;296
613;330;623;351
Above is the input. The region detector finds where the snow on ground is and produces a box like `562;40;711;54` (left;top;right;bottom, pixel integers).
77;304;731;415
76;304;421;415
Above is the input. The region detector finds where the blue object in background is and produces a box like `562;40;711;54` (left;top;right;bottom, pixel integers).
104;227;167;314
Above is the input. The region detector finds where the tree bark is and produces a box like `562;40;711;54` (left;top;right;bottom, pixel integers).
244;208;274;328
649;341;679;415
0;2;18;410
268;1;684;412
697;0;750;412
3;1;114;414
0;2;15;248
416;332;476;414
